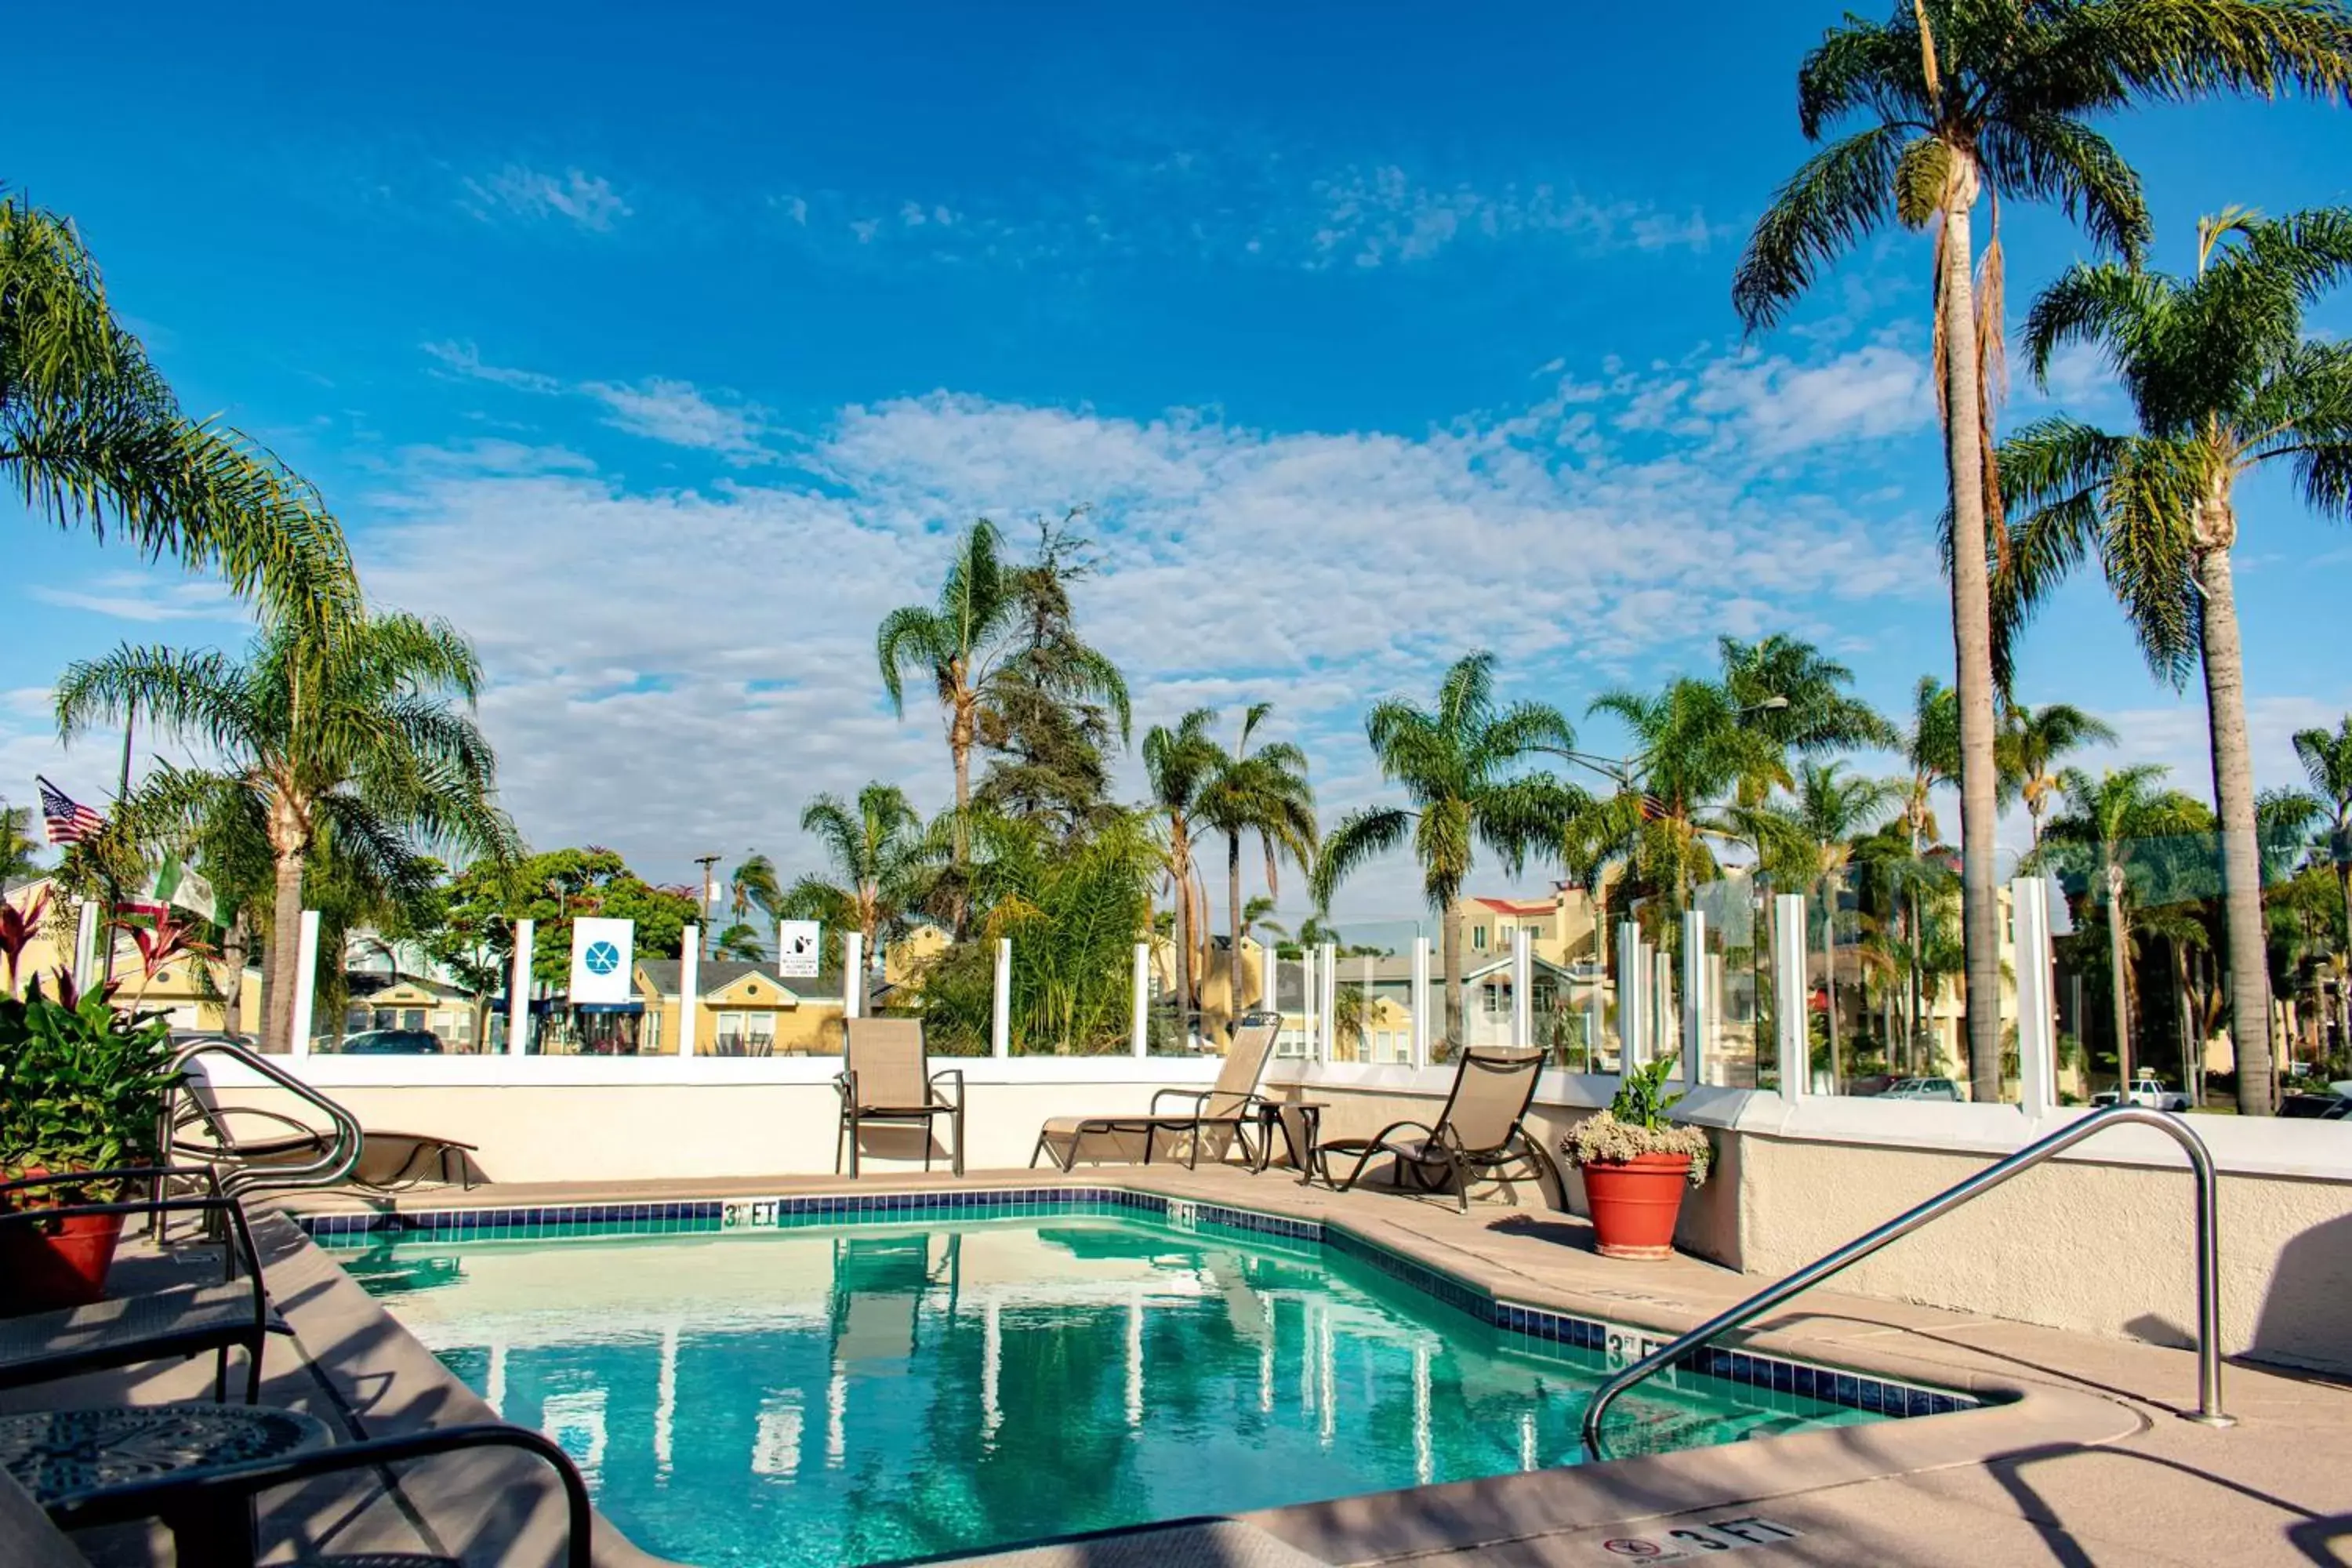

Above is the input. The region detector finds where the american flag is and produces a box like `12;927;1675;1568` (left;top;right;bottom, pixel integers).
37;776;106;845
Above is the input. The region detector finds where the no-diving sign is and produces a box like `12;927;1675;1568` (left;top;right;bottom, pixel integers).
1599;1517;1802;1560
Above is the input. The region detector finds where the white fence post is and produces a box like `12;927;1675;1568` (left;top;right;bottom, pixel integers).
1706;950;1726;1086
991;938;1011;1058
1680;909;1707;1087
678;930;701;1056
1773;893;1809;1098
1300;946;1316;1061
2012;874;2057;1117
72;899;100;992
841;932;862;1022
1511;927;1534;1048
1131;942;1149;1059
507;919;534;1055
1316;941;1337;1062
1616;922;1642;1072
289;909;321;1056
1410;935;1432;1067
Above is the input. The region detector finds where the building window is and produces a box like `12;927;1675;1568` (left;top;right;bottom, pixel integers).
645;1011;662;1050
717;1011;746;1054
401;1008;426;1032
1472;926;1488;951
451;1011;474;1044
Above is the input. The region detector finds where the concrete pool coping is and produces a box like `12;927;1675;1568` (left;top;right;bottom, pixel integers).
256;1162;2339;1566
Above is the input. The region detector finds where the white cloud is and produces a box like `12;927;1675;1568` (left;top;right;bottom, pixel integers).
29;573;249;626
459;165;631;232
422;339;561;394
423;343;775;463
1680;341;1934;456
1304;165;1716;270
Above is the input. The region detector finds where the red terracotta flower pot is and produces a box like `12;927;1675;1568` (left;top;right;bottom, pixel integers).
0;1170;125;1316
1581;1152;1692;1261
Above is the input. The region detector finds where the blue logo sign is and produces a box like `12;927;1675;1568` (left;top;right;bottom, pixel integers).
583;941;622;976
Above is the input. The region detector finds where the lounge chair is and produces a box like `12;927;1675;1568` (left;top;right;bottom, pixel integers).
1314;1046;1558;1212
0;1168;274;1403
0;1421;592;1568
835;1018;966;1177
1031;1011;1282;1172
169;1045;479;1195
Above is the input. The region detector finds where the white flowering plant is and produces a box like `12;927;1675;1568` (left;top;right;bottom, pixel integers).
1559;1057;1711;1185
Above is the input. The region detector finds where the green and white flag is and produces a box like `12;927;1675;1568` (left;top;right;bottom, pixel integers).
151;857;217;922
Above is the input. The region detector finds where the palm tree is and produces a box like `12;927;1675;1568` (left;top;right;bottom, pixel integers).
2;195;356;619
1718;635;1896;781
0;800;39;886
1586;678;1788;914
712;923;766;963
1750;762;1900;1090
1735;0;2352;1106
2002;209;2352;1113
1312;652;1584;1051
2292;717;2352;967
1197;704;1316;1023
728;851;782;954
1893;677;1960;1065
1141;708;1221;1034
56;610;513;1051
2001;702;2119;849
2039;765;2214;1092
877;519;1127;871
779;783;942;1013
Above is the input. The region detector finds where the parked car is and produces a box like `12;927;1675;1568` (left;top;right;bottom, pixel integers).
1879;1076;1962;1101
2090;1074;2191;1112
338;1028;444;1054
2278;1090;2350;1121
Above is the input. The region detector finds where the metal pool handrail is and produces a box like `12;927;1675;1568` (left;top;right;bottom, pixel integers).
1579;1104;2233;1460
169;1036;363;1197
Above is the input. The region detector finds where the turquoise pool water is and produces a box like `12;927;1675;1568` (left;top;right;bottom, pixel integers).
333;1207;1900;1567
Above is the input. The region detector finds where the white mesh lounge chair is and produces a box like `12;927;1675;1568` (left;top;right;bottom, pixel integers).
1031;1012;1282;1171
835;1018;967;1176
1314;1046;1558;1211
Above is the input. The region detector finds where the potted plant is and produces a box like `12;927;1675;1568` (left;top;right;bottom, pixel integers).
1561;1056;1711;1260
0;904;190;1314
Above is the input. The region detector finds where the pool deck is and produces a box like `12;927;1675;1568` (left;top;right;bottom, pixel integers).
17;1163;2351;1566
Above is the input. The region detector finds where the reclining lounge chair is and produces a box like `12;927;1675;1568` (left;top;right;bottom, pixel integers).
170;1047;478;1196
1314;1046;1557;1211
1032;1011;1282;1172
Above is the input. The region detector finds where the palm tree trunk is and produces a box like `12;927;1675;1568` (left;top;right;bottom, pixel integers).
1822;875;1841;1092
2194;542;2274;1115
1939;191;2004;1106
264;850;306;1053
1441;905;1465;1056
220;912;247;1039
2107;860;2132;1094
1226;831;1244;1030
1171;840;1192;1037
1907;887;1923;1074
859;913;879;1014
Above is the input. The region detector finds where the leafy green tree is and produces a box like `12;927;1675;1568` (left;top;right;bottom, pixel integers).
2002;209;2352;1113
1312;652;1583;1051
2;195;357;620
2000;702;2118;849
1736;0;2352;1105
976;811;1160;1054
2039;766;2216;1089
1197;704;1316;1020
780;784;946;1011
56;610;514;1051
432;848;698;1001
1140;708;1221;1029
0;801;39;886
2292;717;2352;965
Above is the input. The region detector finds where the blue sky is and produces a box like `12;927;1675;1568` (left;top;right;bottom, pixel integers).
5;2;2350;922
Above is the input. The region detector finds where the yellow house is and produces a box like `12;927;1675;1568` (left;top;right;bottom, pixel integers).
3;877;260;1033
1451;883;1607;968
1146;932;1271;1044
633;959;847;1057
339;976;487;1051
883;924;949;987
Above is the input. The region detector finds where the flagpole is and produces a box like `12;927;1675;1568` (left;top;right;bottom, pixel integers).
99;716;132;988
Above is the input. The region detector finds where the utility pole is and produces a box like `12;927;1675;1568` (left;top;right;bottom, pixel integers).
693;854;722;961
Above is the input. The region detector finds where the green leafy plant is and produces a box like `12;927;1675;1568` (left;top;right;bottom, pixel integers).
0;974;182;1196
1561;1057;1711;1185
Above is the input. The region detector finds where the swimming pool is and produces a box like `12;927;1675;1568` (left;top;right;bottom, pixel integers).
316;1191;1969;1567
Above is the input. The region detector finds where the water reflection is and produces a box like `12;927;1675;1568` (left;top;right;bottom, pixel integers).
357;1219;1868;1567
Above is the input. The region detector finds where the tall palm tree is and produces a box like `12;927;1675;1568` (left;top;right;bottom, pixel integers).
1893;677;1961;1065
2039;765;2214;1091
1141;707;1221;1033
0;800;38;886
1197;704;1316;1022
1718;635;1897;783
728;851;782;953
2292;717;2352;965
1735;0;2352;1105
1312;652;1584;1051
2;195;356;619
2001;702;2119;849
780;783;943;1012
1749;762;1900;1090
877;519;1127;870
1586;678;1788;914
2002;209;2352;1114
56;610;514;1051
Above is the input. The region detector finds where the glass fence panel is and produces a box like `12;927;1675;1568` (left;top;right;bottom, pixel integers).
1324;919;1421;1065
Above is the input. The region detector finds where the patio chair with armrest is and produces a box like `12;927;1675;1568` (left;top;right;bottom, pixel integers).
0;1168;275;1403
1031;1012;1282;1172
1313;1046;1559;1212
169;1051;478;1195
0;1421;593;1568
836;1018;966;1177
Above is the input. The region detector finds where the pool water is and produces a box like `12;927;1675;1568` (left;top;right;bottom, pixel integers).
336;1210;1891;1567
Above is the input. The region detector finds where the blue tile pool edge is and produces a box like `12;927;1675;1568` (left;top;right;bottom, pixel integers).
294;1186;1978;1422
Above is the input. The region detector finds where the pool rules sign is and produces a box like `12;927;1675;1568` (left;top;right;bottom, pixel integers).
568;917;636;1004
